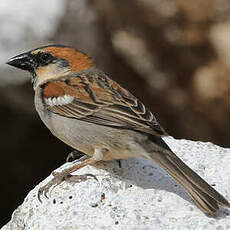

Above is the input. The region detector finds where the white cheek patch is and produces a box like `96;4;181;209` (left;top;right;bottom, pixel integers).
45;95;74;107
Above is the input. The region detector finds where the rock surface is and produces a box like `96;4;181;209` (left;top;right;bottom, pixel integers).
2;137;230;230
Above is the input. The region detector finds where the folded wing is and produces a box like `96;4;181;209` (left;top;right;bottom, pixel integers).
42;73;166;136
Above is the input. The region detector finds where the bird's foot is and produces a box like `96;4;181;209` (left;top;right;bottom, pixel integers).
38;156;98;202
66;150;85;162
38;170;97;202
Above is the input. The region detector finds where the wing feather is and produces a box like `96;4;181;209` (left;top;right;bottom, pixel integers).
42;73;166;136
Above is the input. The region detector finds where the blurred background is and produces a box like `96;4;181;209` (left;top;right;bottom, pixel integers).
1;0;230;226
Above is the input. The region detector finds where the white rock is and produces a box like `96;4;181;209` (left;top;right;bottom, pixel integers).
2;137;230;230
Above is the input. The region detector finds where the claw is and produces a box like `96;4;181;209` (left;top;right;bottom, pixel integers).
85;173;98;181
38;185;50;202
38;171;69;202
66;150;84;162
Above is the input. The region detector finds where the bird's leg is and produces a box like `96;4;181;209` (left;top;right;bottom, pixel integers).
38;147;108;201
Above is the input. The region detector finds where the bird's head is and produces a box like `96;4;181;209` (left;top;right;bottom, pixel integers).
6;44;94;89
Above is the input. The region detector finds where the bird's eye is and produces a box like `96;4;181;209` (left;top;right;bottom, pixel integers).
39;52;53;64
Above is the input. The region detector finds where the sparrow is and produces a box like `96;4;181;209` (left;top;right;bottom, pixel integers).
6;44;230;216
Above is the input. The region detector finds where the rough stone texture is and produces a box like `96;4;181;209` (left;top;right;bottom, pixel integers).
2;137;230;230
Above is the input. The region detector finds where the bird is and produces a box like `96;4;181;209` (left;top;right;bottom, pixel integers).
6;44;230;216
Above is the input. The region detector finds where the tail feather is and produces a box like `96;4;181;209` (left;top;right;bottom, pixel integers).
188;184;219;214
147;136;230;215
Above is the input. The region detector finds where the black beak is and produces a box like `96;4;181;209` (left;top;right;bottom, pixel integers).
6;52;36;72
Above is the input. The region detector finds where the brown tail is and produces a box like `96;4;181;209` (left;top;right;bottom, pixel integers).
147;136;230;216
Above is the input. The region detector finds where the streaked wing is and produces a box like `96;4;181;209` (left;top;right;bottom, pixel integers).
42;73;166;136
